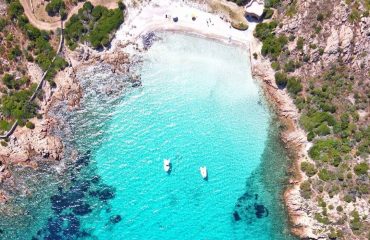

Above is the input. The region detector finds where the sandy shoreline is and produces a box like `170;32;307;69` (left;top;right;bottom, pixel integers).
1;0;313;238
111;0;255;52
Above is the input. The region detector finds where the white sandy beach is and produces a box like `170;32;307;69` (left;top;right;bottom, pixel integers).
111;0;257;51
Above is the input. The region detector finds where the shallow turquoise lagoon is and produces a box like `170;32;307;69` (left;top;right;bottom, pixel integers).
77;34;294;239
0;33;295;240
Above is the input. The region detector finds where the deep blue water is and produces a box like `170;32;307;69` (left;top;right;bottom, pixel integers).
0;33;295;240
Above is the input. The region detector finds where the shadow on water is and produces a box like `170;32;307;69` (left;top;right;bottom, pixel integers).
232;116;298;240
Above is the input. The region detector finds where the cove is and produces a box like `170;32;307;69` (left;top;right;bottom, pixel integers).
0;33;296;239
76;33;295;239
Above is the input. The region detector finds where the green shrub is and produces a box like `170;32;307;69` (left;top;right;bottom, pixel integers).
307;131;315;141
319;48;324;55
275;72;288;88
8;0;24;20
315;123;331;136
300;111;336;132
0;18;7;31
309;139;341;162
336;205;343;212
301;162;317;177
287;77;302;95
318;169;334;181
284;60;298;72
354;162;369;175
263;8;274;19
314;213;330;224
265;0;281;8
2;73;15;89
271;61;280;71
25;121;35;129
300;180;311;199
45;0;65;16
0;120;11;131
65;3;124;49
344;194;353;203
8;45;22;60
350;210;362;231
296;37;304;50
1;88;37;121
254;21;287;59
261;35;287;59
349;9;361;23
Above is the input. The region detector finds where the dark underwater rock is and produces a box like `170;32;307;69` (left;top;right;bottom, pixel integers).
233;211;241;221
110;215;122;224
92;185;116;201
254;204;269;218
91;175;101;184
72;203;92;216
233;189;269;223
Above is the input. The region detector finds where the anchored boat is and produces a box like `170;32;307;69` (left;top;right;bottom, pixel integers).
200;166;208;180
163;159;171;173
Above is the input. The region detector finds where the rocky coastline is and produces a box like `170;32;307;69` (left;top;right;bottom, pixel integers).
249;36;319;239
0;36;141;203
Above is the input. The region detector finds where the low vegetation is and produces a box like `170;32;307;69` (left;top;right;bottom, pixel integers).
65;1;125;49
45;0;66;18
0;0;67;133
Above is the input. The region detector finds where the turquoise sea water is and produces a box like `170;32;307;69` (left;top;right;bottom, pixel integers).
0;33;295;239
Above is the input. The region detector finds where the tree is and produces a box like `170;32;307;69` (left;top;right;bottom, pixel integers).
45;0;65;17
8;0;24;20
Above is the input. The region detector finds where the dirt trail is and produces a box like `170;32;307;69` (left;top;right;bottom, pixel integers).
20;0;117;31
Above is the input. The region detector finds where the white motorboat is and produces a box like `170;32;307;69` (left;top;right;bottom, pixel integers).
163;159;171;173
200;166;208;179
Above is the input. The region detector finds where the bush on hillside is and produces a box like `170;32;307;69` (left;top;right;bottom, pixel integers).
300;111;336;132
318;169;335;181
263;8;274;19
308;138;341;162
1;87;38;121
287;77;302;95
8;0;24;20
354;162;369;175
301;162;317;177
26;121;35;129
274;71;288;88
65;2;124;49
46;0;65;16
